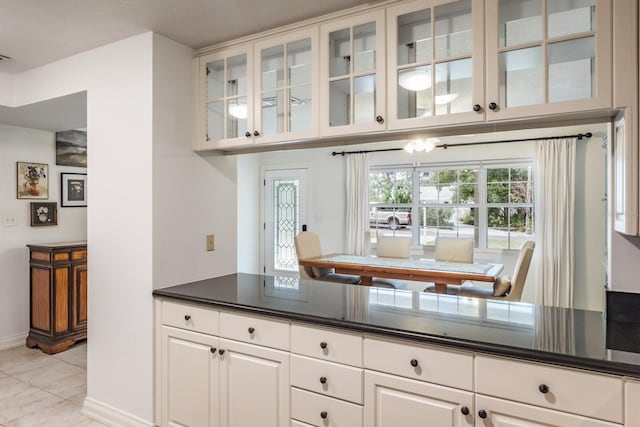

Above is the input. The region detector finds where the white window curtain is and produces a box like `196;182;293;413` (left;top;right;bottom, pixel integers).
345;153;370;256
534;138;576;308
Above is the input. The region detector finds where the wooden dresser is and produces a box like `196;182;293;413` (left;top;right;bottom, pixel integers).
26;241;87;354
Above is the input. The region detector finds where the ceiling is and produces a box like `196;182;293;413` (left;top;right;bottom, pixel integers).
0;0;380;74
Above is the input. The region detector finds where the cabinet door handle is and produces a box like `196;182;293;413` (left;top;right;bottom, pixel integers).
320;341;328;349
320;411;328;419
319;376;327;384
460;406;470;416
488;102;498;110
473;104;482;112
218;349;225;355
539;384;550;394
210;347;217;354
376;115;384;124
478;409;487;419
245;131;251;138
248;327;255;334
410;358;419;367
253;130;260;137
184;315;191;321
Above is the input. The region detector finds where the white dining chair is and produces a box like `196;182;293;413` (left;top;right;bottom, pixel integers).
372;236;411;289
294;231;360;284
435;237;474;263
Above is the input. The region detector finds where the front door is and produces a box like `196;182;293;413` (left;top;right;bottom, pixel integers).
264;169;308;277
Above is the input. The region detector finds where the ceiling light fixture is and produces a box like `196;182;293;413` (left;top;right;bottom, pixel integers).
404;137;440;154
398;69;431;91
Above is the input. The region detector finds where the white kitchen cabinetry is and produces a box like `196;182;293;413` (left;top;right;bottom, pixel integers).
475;355;623;426
364;370;474;427
319;9;387;137
196;29;318;150
485;0;612;121
386;0;485;130
626;380;640;427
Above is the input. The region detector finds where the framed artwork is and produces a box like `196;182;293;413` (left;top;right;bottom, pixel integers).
30;202;58;226
56;129;87;167
17;162;49;199
61;173;87;207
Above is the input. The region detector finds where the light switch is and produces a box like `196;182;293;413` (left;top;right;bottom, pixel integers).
2;216;17;227
206;234;215;251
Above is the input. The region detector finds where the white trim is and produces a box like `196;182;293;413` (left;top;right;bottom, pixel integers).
82;397;155;427
0;332;27;350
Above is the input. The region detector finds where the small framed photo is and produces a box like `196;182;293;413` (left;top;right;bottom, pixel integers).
61;173;87;207
30;202;58;226
17;162;49;199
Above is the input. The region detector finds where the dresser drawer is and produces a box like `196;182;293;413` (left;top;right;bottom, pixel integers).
291;355;363;404
220;311;289;350
162;300;218;335
475;356;623;423
291;388;362;427
364;337;473;391
291;323;362;366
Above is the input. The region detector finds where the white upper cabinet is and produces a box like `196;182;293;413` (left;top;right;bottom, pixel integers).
198;45;255;150
485;0;612;120
253;28;319;145
320;9;387;136
386;0;485;130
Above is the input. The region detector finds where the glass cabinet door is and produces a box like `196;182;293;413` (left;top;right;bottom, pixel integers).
387;0;484;129
486;0;611;120
254;28;317;143
320;9;386;136
201;46;254;148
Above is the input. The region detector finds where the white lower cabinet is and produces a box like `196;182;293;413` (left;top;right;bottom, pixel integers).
475;395;621;427
364;370;474;427
626;380;640;427
161;326;220;427
219;338;289;427
291;387;363;427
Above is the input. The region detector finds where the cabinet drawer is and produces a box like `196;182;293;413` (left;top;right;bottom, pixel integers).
291;387;362;427
291;355;363;404
364;337;473;391
220;311;289;350
475;356;623;423
162;300;219;336
291;323;362;366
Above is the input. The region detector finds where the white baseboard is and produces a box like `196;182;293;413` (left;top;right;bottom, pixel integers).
82;397;155;427
0;332;27;350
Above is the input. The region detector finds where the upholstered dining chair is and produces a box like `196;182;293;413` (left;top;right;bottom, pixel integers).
435;237;474;263
294;231;360;284
456;241;535;301
371;236;411;289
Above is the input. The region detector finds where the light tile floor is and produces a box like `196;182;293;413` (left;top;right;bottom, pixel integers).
0;342;105;426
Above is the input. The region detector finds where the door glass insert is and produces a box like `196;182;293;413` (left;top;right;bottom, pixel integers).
206;59;225;100
226;97;248;139
262;46;284;92
499;0;542;47
435;0;472;59
354;74;376;124
288;39;312;85
435;58;472;115
354;22;377;74
329;28;351;78
548;37;595;103
289;85;312;133
273;178;300;272
499;46;543;108
397;9;432;66
548;0;595;39
330;78;350;127
398;66;432;119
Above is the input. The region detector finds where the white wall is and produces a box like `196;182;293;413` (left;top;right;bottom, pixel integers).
0;124;87;346
4;33;156;424
243;125;607;310
152;34;239;289
237;153;261;274
0;72;15;106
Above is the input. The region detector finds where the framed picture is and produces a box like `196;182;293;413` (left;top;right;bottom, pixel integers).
30;202;58;226
56;130;87;167
61;173;87;207
17;162;49;199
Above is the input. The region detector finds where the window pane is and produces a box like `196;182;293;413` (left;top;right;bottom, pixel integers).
369;171;413;204
487;168;509;182
418;207;477;246
487;183;509;203
487;207;534;249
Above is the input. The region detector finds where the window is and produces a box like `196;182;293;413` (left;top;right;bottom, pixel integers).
369;161;534;250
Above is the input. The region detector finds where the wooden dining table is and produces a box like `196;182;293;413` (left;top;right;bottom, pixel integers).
298;254;503;293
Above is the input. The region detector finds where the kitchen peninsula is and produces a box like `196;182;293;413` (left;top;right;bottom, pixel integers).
154;273;640;427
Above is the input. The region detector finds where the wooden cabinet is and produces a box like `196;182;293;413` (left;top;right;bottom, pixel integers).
319;9;387;137
26;242;87;354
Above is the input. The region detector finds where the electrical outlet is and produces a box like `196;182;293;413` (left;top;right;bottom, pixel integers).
206;234;215;251
2;216;17;227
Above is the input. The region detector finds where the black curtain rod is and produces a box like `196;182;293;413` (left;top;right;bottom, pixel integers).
331;132;593;156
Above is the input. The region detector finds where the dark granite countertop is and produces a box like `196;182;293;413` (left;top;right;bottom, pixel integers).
153;273;640;378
